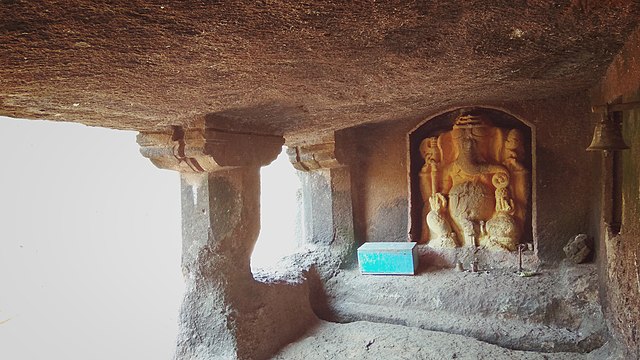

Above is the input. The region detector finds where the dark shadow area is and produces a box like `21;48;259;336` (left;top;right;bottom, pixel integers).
305;266;337;323
247;280;320;360
205;102;309;135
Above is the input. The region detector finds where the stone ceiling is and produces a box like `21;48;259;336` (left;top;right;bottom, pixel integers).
1;1;639;142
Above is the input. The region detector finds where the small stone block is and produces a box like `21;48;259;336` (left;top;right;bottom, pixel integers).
357;242;418;275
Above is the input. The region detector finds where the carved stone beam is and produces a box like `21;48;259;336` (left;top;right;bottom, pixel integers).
286;142;340;171
137;126;284;172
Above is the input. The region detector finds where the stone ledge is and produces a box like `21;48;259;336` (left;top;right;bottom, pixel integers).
416;245;541;271
314;263;604;353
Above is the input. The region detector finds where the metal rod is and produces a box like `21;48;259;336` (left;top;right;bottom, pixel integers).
518;244;527;272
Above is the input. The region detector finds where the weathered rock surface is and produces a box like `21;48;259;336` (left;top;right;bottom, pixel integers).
274;321;594;360
1;1;639;142
314;263;605;353
564;234;592;264
590;23;640;359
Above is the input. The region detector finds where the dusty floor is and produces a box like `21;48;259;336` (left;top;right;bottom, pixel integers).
274;320;598;360
311;262;604;353
254;251;613;359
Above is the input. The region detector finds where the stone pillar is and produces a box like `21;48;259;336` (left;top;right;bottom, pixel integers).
137;127;316;360
287;142;355;272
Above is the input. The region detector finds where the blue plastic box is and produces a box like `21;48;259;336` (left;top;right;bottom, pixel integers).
357;242;418;275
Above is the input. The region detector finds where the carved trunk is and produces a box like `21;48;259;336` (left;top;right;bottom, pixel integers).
415;110;531;251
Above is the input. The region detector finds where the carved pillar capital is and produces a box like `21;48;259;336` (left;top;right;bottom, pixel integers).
286;142;340;171
137;126;284;172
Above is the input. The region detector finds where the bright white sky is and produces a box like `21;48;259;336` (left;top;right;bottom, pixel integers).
0;117;183;360
0;116;299;359
253;149;301;269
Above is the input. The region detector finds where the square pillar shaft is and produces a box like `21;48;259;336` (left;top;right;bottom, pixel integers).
138;128;315;360
300;167;354;251
176;168;259;359
288;142;355;270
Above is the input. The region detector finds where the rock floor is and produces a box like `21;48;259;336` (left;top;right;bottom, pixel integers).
274;320;595;360
313;262;605;353
262;256;617;359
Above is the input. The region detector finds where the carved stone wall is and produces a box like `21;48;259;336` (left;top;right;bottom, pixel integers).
410;109;532;251
590;24;640;359
341;96;591;263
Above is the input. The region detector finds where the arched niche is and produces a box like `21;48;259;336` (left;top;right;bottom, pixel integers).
408;107;533;251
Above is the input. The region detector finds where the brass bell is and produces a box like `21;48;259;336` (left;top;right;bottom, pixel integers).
586;112;630;151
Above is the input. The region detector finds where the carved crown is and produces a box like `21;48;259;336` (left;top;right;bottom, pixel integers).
452;114;490;129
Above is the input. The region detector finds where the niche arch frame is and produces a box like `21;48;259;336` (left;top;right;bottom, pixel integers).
406;106;537;252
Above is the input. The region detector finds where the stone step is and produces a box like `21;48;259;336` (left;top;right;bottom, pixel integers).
312;264;604;353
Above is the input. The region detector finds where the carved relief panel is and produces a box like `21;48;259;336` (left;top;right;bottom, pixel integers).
413;110;531;251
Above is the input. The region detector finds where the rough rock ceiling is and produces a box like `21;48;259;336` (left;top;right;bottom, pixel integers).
1;1;639;142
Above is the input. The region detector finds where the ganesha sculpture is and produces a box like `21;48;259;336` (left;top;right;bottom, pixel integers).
419;113;529;251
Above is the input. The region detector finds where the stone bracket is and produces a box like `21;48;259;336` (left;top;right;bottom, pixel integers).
287;142;340;171
137;126;284;172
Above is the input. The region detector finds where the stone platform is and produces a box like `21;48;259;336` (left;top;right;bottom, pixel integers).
415;244;541;271
311;262;605;353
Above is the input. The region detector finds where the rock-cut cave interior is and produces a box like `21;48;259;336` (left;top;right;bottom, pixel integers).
2;1;640;359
